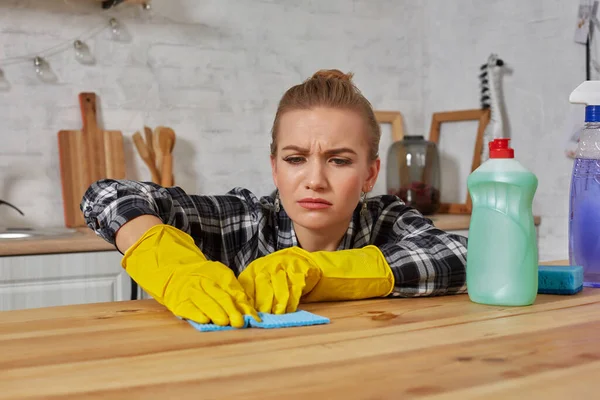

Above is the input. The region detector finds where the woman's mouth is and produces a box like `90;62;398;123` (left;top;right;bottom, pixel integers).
297;198;332;210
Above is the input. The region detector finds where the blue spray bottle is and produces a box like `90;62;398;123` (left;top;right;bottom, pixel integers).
568;81;600;287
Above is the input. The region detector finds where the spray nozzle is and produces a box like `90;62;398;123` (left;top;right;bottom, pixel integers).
570;81;600;122
569;81;600;105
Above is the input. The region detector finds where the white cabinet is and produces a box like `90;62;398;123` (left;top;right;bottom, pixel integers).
0;251;132;312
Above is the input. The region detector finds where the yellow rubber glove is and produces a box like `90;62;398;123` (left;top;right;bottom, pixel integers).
238;245;395;314
121;224;260;328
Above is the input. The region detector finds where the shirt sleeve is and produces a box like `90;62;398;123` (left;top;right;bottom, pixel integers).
370;197;468;297
80;179;259;269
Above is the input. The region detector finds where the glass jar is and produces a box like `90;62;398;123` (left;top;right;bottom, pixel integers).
386;135;441;215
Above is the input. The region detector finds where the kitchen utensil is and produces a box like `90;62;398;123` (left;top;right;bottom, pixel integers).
104;131;126;179
132;131;161;184
79;93;105;183
158;127;176;187
58;92;126;227
144;126;155;165
153;126;163;174
58;102;92;228
479;53;506;163
58;130;87;227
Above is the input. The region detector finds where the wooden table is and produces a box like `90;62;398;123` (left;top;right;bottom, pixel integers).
2;273;599;399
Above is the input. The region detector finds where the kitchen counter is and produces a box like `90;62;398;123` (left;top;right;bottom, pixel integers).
0;227;114;256
0;214;542;257
1;260;596;399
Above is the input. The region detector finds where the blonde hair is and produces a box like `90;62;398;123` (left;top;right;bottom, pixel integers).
270;69;381;161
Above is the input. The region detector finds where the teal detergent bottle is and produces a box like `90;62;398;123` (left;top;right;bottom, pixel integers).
466;138;539;306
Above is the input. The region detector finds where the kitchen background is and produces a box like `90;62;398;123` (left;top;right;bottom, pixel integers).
0;0;587;262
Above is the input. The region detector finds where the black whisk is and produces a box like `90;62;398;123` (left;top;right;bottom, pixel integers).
479;57;504;109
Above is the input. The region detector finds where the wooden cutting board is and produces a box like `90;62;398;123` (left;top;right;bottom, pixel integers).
57;127;88;228
104;130;126;180
58;93;125;228
80;93;105;184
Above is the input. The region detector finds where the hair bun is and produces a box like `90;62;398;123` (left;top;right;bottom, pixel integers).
311;69;354;82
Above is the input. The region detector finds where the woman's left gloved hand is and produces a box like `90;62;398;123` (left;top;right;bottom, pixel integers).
238;245;395;314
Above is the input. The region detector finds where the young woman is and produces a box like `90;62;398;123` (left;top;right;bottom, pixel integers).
81;69;468;328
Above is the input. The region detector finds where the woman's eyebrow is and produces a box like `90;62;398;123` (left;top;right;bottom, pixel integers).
281;145;309;153
280;145;357;156
325;147;358;156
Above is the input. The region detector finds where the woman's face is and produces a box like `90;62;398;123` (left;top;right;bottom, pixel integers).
271;107;380;232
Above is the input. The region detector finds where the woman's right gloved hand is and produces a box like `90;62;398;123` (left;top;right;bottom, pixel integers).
120;224;260;328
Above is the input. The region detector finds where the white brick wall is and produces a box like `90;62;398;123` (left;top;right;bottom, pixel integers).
0;0;586;262
420;0;583;262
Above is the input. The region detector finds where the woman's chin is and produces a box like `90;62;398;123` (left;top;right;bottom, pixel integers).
288;210;338;231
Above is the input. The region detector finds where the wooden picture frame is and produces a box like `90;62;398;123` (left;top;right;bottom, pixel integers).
374;111;404;142
371;111;405;197
428;108;490;214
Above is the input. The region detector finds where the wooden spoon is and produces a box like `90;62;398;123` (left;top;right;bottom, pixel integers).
159;127;176;187
143;126;155;165
132;131;161;184
153;126;163;174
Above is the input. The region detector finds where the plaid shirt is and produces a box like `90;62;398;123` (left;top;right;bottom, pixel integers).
81;179;468;297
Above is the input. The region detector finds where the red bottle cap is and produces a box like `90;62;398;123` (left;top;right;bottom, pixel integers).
489;138;514;159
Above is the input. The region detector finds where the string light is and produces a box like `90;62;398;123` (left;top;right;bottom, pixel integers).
0;1;152;90
33;56;57;83
109;17;122;40
73;40;95;65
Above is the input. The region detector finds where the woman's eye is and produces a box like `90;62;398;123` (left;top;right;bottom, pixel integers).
284;156;304;164
331;158;351;165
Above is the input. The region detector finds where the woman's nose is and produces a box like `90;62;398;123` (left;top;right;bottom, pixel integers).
304;161;328;191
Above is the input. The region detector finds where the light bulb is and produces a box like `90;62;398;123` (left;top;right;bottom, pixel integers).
109;17;121;40
34;56;46;74
33;56;57;83
138;2;155;22
108;17;131;42
73;40;95;65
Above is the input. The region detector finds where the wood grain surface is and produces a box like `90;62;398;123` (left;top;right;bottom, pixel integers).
57;127;89;227
0;228;114;256
103;130;126;180
1;279;597;399
79;93;105;185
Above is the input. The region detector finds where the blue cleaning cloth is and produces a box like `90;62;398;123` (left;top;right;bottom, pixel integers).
538;265;584;295
186;310;330;332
